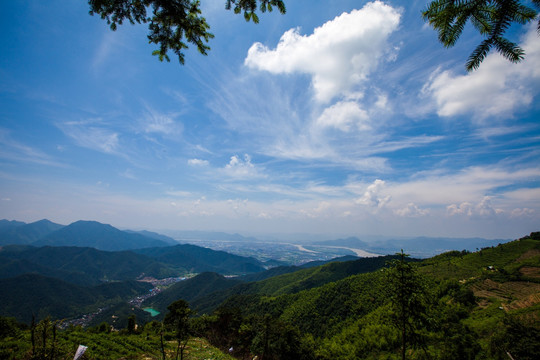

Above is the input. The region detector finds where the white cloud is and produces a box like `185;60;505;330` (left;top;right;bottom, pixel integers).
92;31;118;71
222;154;265;179
166;190;192;197
142;107;182;135
356;179;391;208
386;166;540;206
473;125;533;139
245;1;401;103
300;201;333;218
395;203;429;217
119;169;136;179
447;202;473;216
425;24;540;119
188;158;209;166
0;129;64;167
502;187;540;205
447;196;503;218
227;198;249;213
59;121;119;154
510;208;535;218
477;196;503;217
315;101;370;132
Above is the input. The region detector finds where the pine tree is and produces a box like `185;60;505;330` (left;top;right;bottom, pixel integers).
385;250;429;360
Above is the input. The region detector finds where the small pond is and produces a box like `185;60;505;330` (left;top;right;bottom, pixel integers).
143;308;161;317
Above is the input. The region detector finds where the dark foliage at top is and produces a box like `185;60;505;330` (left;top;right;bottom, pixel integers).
423;0;540;70
88;0;285;64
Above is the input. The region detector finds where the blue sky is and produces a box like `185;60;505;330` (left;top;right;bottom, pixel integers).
1;1;539;239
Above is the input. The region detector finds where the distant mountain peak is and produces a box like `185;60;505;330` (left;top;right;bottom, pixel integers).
33;220;171;251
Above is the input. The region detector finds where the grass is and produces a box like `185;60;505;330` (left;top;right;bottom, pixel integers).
1;330;235;360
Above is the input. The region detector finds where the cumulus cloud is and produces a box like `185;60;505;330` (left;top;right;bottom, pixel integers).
447;202;473;216
510;208;535;218
245;1;401;103
315;101;370;132
227;198;249;213
222;154;265;179
188;158;209;166
395;203;429;217
356;179;391;208
447;196;503;218
424;24;540;119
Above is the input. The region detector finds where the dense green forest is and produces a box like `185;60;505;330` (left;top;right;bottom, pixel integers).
1;232;539;359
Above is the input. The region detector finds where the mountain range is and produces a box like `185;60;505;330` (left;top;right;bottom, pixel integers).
0;219;270;324
0;219;178;250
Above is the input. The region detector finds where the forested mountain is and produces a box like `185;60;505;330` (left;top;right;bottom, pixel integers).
0;245;177;285
34;220;174;250
144;272;243;314
182;255;403;316
233;255;360;283
125;229;177;244
134;244;266;275
0;274;152;323
0;219;178;250
0;219;26;230
0;219;63;245
0;255;98;286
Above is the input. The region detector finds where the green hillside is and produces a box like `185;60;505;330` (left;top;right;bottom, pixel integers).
0;245;179;285
86;302;155;329
246;254;404;296
144;272;243;314
246;234;540;358
189;233;539;359
135;244;266;275
237;255;360;283
418;233;540;281
189;255;401;316
0;274;152;323
0;257;97;286
0;320;234;360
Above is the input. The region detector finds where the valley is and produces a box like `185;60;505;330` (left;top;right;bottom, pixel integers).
0;219;538;359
